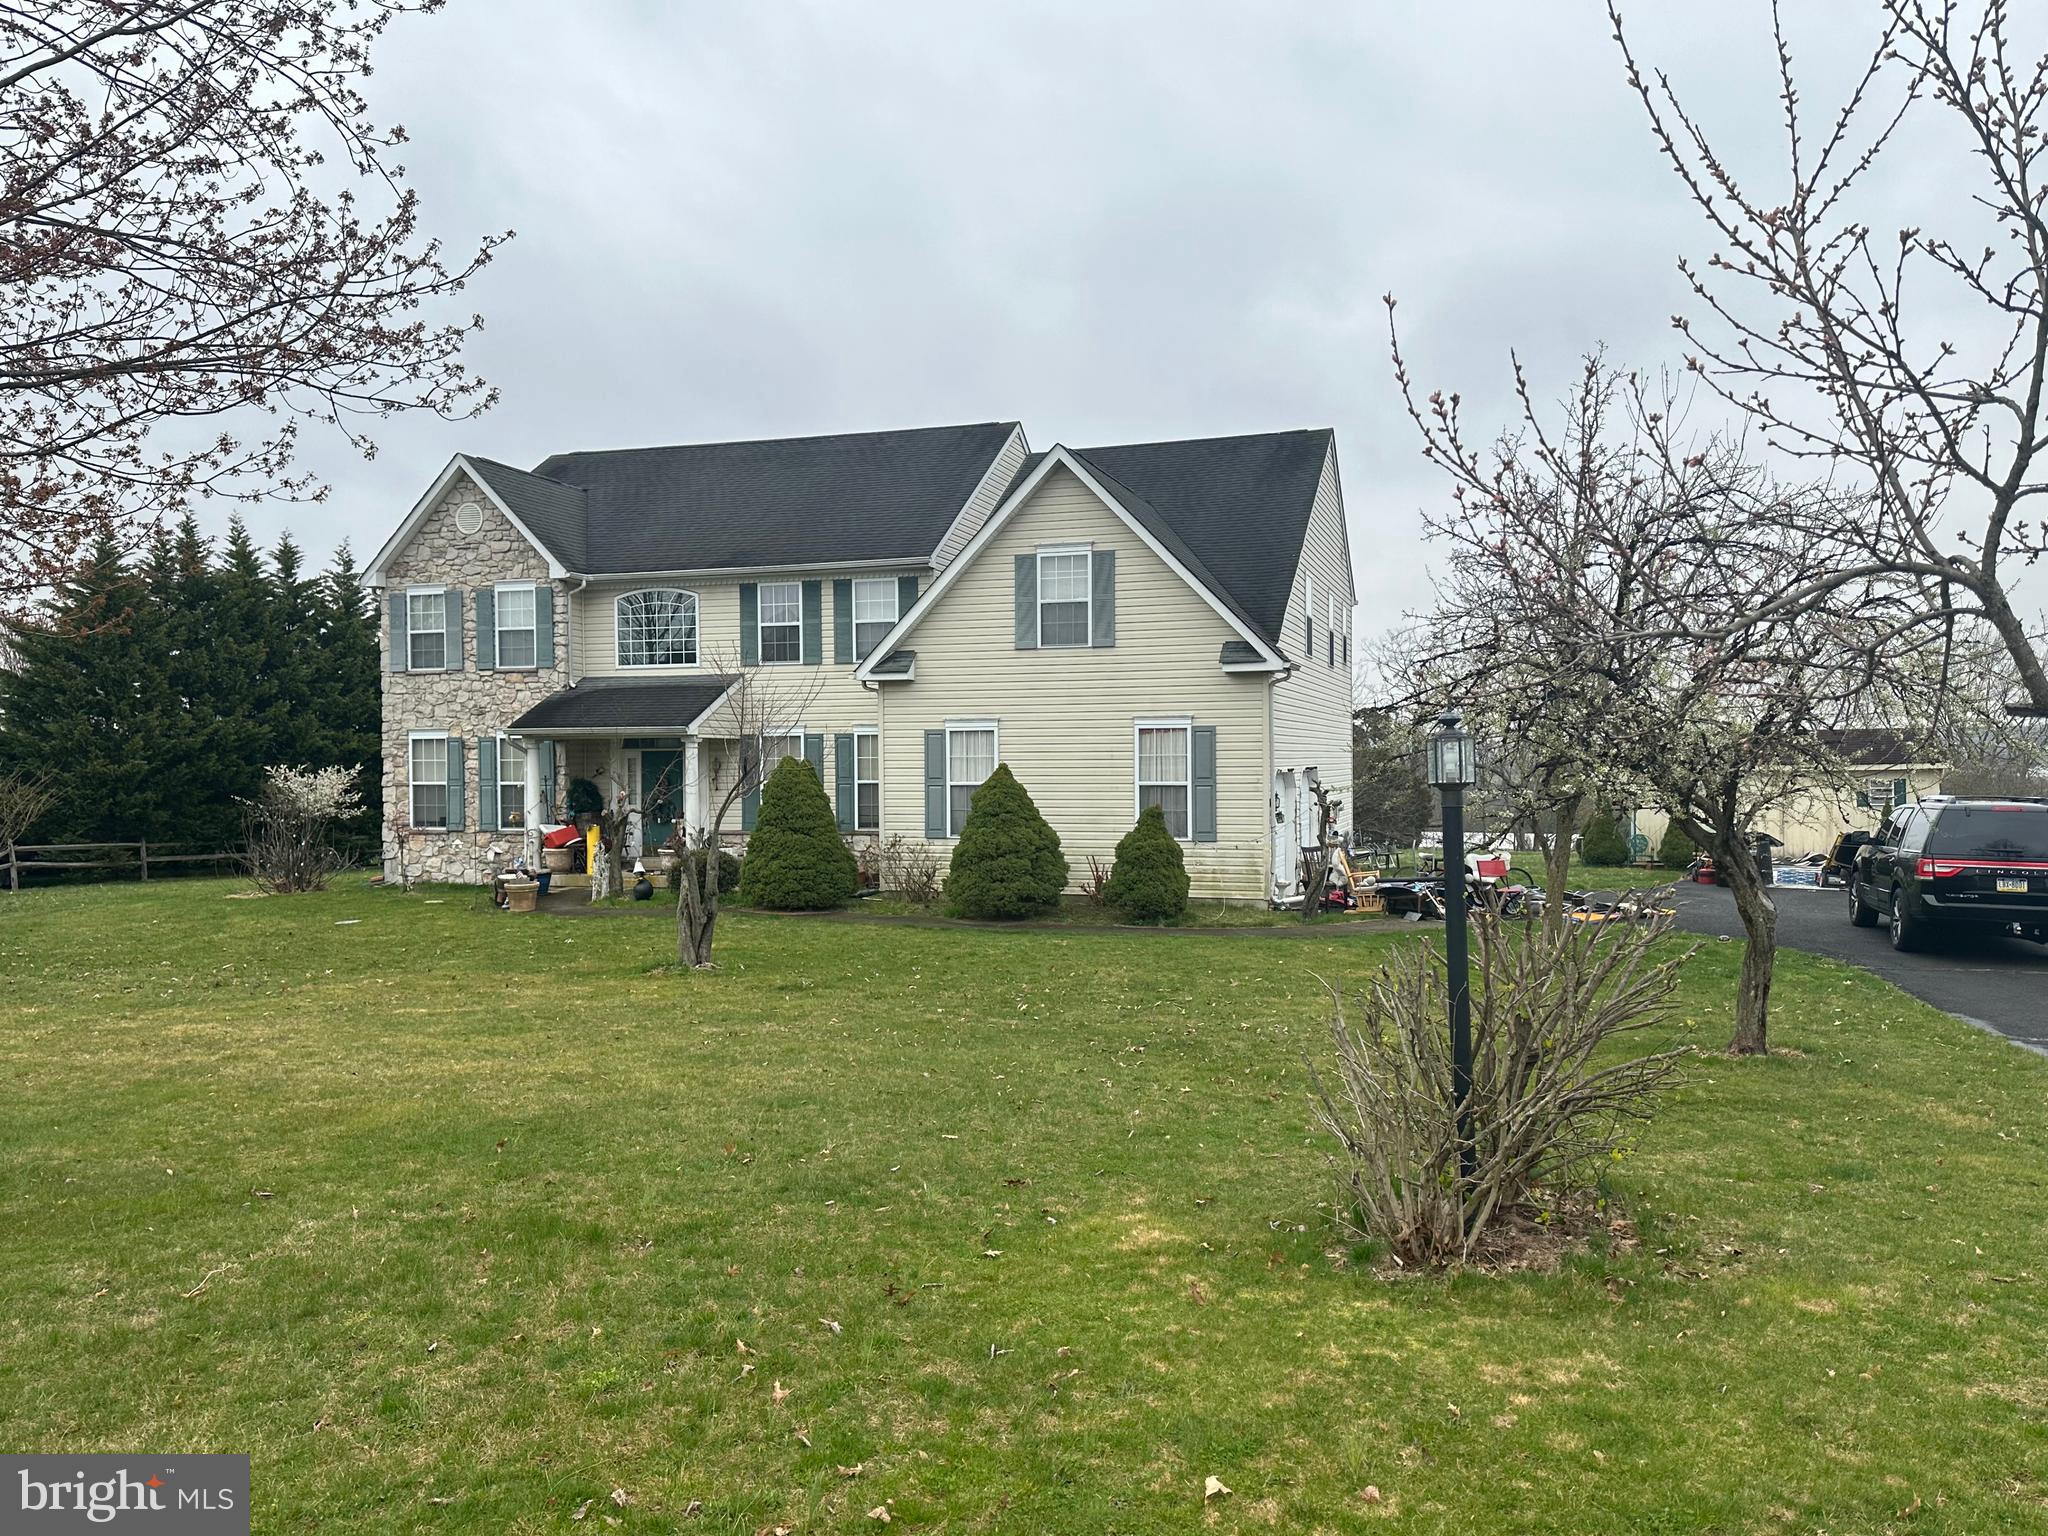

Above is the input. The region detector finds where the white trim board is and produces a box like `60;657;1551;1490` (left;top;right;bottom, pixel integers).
853;445;1289;682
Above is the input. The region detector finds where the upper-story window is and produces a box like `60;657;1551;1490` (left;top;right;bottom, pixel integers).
1037;548;1091;647
617;588;698;667
496;583;538;669
759;581;803;664
852;578;899;660
406;588;447;671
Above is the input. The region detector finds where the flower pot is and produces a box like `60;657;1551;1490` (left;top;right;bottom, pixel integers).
542;846;576;874
503;878;539;913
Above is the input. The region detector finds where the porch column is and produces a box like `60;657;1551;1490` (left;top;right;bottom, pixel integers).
684;736;703;840
522;737;545;866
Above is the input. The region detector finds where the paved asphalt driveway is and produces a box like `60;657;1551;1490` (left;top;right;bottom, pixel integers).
1665;880;2048;1053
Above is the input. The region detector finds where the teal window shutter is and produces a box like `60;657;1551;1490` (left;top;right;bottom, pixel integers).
897;574;918;617
801;580;822;664
804;732;825;781
1090;549;1116;647
388;592;407;672
477;736;498;829
834;734;855;832
475;587;496;670
924;730;946;838
1014;555;1037;648
446;587;465;671
446;735;467;831
833;579;853;664
1191;726;1217;843
535;584;555;668
739;583;759;665
1894;776;1909;806
741;785;760;831
538;742;557;823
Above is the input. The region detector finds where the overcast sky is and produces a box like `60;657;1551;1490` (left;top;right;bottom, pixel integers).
247;0;1918;643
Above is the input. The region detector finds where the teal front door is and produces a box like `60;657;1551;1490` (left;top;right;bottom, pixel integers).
640;750;682;852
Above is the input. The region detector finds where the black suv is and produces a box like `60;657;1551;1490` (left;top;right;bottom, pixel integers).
1849;796;2048;951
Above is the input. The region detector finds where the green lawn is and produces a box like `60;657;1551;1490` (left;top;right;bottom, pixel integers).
2;877;2044;1532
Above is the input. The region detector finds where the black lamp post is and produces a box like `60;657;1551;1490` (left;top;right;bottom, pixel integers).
1427;710;1479;1183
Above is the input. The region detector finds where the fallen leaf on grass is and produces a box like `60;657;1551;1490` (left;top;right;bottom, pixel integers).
1360;1485;1382;1504
571;1499;592;1521
794;1428;812;1448
610;1488;628;1508
1204;1476;1231;1502
867;1505;892;1522
819;1317;842;1334
837;1464;863;1479
772;1379;790;1405
681;1499;701;1516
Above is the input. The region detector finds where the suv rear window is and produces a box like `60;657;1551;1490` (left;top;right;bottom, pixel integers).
1924;805;2048;862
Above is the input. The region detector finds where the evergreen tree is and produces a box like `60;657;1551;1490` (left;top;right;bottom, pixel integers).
264;533;324;771
1656;820;1698;870
1580;810;1633;867
945;765;1068;919
737;756;858;910
318;542;382;846
1103;804;1191;923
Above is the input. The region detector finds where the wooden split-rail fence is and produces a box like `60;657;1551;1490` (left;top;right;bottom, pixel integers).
3;841;239;891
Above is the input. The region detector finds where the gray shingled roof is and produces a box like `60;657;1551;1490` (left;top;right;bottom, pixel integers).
509;677;737;732
464;456;589;572
1068;430;1333;648
503;423;1019;574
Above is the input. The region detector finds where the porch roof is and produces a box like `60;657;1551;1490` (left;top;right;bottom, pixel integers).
508;676;738;734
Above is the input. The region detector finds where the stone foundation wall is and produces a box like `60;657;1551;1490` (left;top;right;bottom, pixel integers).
381;474;567;885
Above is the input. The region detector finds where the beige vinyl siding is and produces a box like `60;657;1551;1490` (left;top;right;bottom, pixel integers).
1630;765;1946;862
877;465;1273;901
569;571;918;728
1271;445;1357;838
934;424;1030;570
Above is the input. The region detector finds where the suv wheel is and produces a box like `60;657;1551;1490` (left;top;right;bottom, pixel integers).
1849;879;1880;928
1890;893;1926;953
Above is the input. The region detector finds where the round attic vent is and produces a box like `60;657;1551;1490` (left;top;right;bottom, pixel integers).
453;500;484;535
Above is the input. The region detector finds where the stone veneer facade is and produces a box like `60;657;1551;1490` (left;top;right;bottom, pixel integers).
381;473;567;885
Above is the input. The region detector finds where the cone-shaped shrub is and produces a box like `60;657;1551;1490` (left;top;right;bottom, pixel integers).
1656;820;1697;870
945;764;1068;919
1580;810;1632;867
1103;803;1190;923
738;756;858;910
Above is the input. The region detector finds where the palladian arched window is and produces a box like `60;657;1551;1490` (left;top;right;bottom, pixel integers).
616;588;698;667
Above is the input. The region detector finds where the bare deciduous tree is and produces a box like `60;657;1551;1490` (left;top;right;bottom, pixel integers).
1391;335;1948;1053
1611;0;2048;712
0;767;55;888
672;650;825;968
0;1;508;616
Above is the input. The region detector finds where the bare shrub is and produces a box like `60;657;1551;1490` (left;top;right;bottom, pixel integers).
1081;853;1112;906
878;835;942;905
1308;895;1692;1268
243;766;363;894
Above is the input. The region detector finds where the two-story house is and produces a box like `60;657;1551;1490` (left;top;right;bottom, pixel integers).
366;421;1356;904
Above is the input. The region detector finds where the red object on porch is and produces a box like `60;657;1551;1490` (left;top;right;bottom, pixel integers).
1474;855;1508;880
542;825;582;849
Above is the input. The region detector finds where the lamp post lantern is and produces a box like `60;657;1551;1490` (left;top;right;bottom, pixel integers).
1428;709;1479;1184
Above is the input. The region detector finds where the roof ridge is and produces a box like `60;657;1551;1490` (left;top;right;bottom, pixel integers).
1073;426;1332;455
532;420;1020;469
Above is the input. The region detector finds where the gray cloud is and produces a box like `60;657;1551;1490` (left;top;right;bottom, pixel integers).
224;0;1957;645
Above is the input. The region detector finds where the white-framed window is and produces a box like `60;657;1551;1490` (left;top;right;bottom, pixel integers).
409;732;449;829
1038;547;1091;647
852;578;899;661
496;582;538;669
616;588;698;667
759;581;802;664
854;728;880;831
406;587;447;671
497;734;528;828
947;720;998;836
1136;719;1192;840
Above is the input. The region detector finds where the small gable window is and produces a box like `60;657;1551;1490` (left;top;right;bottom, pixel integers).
1037;549;1091;647
759;581;803;664
617;588;698;668
852;578;899;660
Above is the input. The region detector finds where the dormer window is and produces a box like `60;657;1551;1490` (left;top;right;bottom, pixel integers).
1037;548;1091;647
617;588;698;667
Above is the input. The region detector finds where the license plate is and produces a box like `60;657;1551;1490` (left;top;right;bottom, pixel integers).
1998;877;2030;894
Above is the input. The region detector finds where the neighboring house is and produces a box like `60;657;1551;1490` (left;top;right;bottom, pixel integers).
1630;729;1948;861
366;421;1357;903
